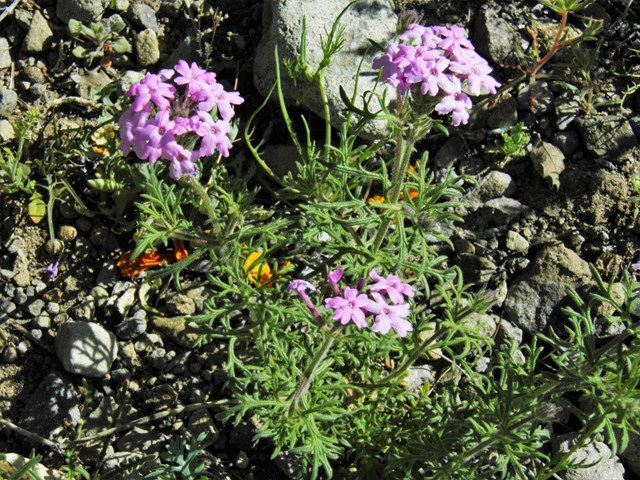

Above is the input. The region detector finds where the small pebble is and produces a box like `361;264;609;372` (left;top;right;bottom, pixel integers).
0;299;16;314
25;286;35;297
34;281;47;294
58;225;78;242
26;299;46;317
30;329;42;340
44;239;64;255
47;302;60;314
14;293;28;305
17;340;30;354
32;314;51;329
236;451;249;469
3;346;17;363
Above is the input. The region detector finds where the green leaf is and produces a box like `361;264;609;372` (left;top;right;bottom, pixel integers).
68;19;83;35
72;46;88;58
112;38;132;54
110;20;126;34
27;191;46;224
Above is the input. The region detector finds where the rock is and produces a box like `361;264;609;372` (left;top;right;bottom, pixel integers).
236;451;249;469
505;230;529;253
0;453;65;480
55;321;118;377
475;171;516;202
116;287;137;316
135;29;160;66
160;0;182;18
475;197;525;225
161;35;201;69
434;137;467;168
45;238;64;255
58;225;78;242
116;309;147;339
487;95;518;130
404;366;433;391
473;6;514;64
0;119;14;143
517;81;554;115
552;130;581;156
33;314;52;328
22;11;54;52
118;70;146;95
73;297;95;321
254;0;396;140
3;345;17;362
92;286;110;307
90;224;110;246
116;426;169;454
96;261;121;288
574;115;637;163
455;253;497;284
261;144;305;180
504;243;592;332
0;38;11;69
56;0;104;23
188;408;219;443
17;373;80;448
165;293;196;315
26;298;45;317
21;66;46;84
0;89;18;117
552;433;624;480
128;4;159;32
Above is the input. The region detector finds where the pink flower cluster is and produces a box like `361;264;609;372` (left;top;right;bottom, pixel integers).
289;269;415;337
373;24;501;126
119;60;244;180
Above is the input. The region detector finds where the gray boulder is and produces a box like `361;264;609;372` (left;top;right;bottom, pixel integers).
254;0;397;140
55;321;118;377
504;243;592;332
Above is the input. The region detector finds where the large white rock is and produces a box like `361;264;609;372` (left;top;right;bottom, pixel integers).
254;0;397;139
55;321;118;378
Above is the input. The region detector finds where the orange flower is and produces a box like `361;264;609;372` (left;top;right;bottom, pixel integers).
244;251;291;287
400;189;419;201
117;239;188;277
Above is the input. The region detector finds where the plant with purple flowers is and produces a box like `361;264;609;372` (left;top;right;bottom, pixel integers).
119;60;243;180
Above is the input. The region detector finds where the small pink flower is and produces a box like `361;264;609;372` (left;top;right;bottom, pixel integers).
366;292;413;337
325;287;373;328
369;269;415;305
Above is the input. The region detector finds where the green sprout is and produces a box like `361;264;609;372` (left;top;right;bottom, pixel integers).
68;19;132;67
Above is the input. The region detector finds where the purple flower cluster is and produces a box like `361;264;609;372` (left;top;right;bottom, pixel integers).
289;269;415;337
373;24;500;126
119;60;243;180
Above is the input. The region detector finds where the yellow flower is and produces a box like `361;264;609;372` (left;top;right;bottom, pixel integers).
244;252;291;287
368;195;386;204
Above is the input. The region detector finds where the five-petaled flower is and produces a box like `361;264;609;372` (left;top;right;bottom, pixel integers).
369;269;415;305
325;287;373;329
366;292;413;337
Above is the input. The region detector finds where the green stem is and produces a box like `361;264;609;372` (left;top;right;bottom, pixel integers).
189;176;222;241
371;128;416;254
290;323;341;411
318;69;331;164
46;175;56;256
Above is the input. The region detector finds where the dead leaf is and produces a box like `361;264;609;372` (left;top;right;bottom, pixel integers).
28;191;46;224
70;69;112;89
530;140;565;191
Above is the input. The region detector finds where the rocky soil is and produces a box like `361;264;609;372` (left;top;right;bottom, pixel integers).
1;0;640;478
